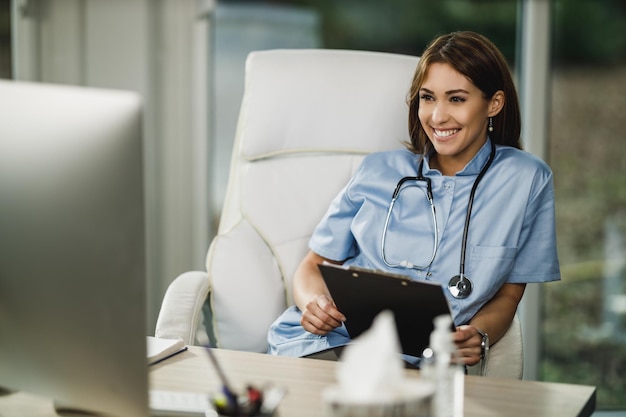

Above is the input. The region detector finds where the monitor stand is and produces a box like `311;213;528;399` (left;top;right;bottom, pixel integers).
54;401;106;416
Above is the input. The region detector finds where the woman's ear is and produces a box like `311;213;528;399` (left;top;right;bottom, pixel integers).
488;90;505;117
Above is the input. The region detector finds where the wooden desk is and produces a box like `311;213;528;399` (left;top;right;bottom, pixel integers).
151;347;596;417
0;346;596;417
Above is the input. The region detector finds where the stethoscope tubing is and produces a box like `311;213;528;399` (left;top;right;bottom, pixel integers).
458;142;496;279
380;141;496;298
382;177;438;270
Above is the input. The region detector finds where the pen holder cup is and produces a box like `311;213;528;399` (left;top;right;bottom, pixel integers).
208;385;285;417
322;380;434;417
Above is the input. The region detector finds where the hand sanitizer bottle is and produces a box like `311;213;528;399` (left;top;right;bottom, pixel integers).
420;314;464;417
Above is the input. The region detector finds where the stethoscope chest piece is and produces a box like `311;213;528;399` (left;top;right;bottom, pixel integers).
448;275;473;299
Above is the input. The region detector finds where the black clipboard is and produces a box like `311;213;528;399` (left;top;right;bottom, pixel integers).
319;263;453;358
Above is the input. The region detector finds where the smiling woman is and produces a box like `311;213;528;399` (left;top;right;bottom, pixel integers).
267;31;560;371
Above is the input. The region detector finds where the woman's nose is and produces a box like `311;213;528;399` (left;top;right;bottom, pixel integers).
431;102;449;124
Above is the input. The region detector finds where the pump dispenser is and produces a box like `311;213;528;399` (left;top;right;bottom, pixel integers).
421;314;464;417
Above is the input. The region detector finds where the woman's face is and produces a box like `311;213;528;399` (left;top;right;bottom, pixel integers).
418;62;501;173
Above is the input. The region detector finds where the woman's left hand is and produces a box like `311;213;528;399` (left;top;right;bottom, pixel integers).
452;325;482;366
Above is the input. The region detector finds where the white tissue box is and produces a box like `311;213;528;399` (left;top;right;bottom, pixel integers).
322;380;434;417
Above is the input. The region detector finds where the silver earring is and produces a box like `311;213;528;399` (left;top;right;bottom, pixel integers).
488;117;494;132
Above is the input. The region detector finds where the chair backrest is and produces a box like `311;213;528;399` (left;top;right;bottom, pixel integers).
206;49;419;352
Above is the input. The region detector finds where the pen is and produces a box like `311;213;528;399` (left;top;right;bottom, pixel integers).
204;345;238;414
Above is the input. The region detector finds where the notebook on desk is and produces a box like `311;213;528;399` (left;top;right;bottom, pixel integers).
319;263;453;358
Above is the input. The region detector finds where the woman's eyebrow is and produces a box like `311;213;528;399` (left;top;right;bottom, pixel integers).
445;88;470;95
419;87;470;95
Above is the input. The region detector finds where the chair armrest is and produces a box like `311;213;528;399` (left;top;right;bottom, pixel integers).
154;271;210;345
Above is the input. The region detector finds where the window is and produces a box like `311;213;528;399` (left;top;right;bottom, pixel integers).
544;0;626;411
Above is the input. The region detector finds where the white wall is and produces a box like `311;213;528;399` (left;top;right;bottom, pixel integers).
12;0;214;330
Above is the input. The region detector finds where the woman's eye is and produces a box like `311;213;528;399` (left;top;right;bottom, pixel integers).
420;94;434;101
450;96;466;103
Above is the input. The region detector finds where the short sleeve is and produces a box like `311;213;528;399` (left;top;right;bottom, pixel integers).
308;174;361;262
507;169;561;283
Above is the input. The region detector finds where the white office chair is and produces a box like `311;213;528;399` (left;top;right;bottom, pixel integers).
155;49;523;379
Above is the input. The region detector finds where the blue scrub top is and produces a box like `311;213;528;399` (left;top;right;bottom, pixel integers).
267;139;561;358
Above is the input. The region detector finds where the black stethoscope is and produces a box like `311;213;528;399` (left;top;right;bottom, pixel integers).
381;141;496;299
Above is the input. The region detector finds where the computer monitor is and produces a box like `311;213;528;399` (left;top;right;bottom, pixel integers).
0;79;149;417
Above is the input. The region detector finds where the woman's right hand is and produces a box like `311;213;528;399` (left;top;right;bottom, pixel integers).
293;250;347;335
300;294;346;335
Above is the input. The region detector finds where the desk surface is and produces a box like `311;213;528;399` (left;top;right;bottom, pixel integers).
0;346;596;417
151;347;596;417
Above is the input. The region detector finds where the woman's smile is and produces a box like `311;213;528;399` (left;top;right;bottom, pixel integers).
433;128;461;139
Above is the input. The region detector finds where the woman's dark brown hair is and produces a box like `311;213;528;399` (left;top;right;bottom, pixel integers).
407;31;522;154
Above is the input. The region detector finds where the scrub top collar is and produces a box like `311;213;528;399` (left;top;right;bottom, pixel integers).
423;137;494;177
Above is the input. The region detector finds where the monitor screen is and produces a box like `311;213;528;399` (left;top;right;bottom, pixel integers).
0;79;148;417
